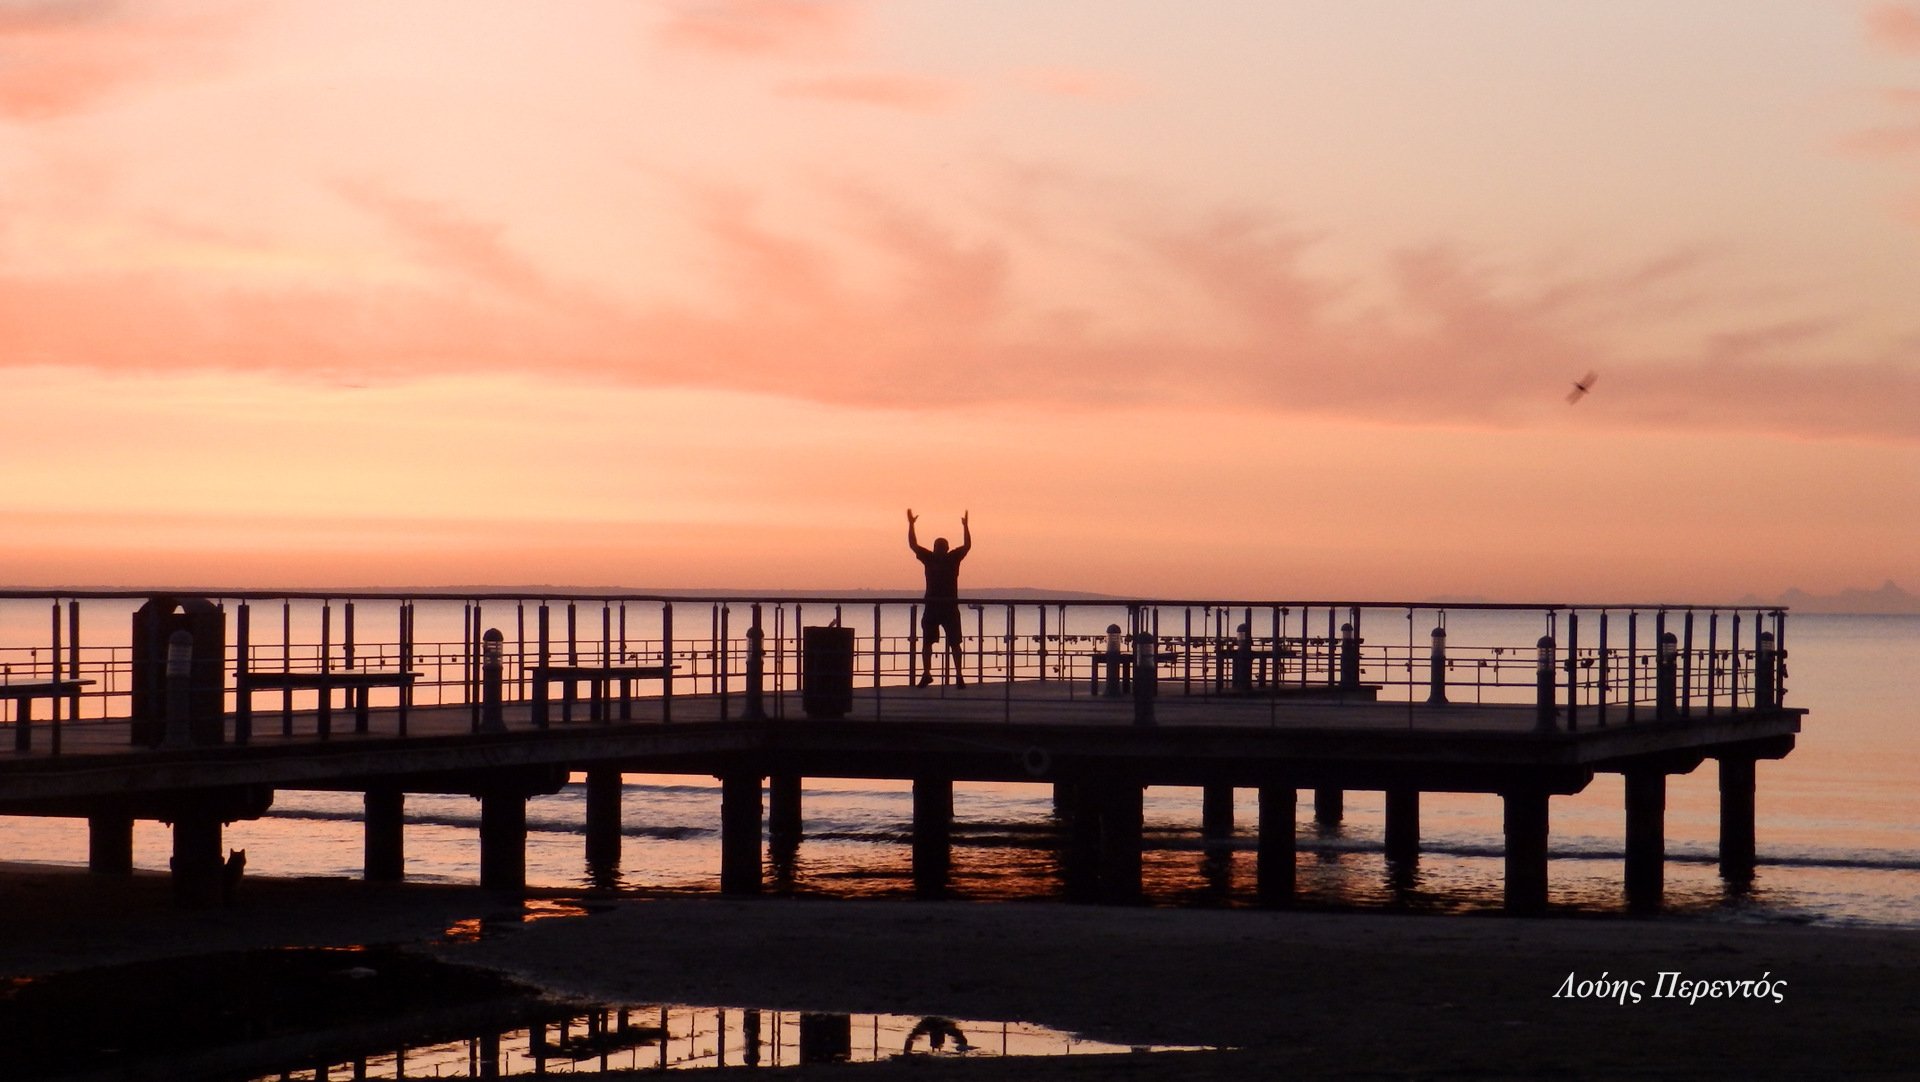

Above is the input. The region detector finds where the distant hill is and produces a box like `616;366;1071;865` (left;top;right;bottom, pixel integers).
1734;581;1920;615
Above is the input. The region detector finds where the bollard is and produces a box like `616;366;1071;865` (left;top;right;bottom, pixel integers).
743;605;767;721
1754;631;1776;710
1534;635;1556;732
1338;622;1362;690
1426;625;1448;705
1105;624;1124;697
1656;632;1679;720
1232;622;1253;691
1133;631;1157;726
162;630;194;748
480;628;506;733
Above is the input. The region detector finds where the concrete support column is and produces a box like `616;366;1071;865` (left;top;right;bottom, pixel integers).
1313;787;1343;826
88;811;134;875
585;768;624;873
479;790;528;892
1718;756;1757;884
1057;781;1101;903
1384;787;1420;865
769;774;803;848
912;777;953;897
1502;790;1550;915
1096;780;1144;905
719;773;763;896
170;813;223;905
1201;784;1235;843
364;786;405;882
1625;770;1667;913
1256;785;1296;905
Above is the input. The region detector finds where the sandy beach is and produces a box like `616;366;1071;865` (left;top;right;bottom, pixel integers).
4;866;1918;1079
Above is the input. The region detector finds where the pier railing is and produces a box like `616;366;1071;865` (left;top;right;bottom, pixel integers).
0;591;1790;754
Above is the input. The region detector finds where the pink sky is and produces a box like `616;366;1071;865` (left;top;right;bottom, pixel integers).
2;0;1916;600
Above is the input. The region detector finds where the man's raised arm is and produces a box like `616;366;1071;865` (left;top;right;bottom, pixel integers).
907;508;928;555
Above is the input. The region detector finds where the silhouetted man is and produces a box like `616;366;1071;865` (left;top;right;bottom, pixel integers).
907;509;970;686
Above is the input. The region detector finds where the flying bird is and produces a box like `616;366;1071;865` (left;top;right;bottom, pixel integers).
1566;370;1599;404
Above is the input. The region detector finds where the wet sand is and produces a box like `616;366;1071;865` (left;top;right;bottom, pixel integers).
4;865;1919;1079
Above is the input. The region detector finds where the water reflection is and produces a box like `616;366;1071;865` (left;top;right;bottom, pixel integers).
250;1004;1214;1079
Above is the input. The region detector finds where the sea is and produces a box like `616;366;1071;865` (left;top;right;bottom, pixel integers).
2;600;1915;929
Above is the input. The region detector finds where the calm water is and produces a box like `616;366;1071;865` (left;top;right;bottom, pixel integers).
3;608;1915;928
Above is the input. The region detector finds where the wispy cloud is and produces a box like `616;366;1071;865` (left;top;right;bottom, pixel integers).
1866;3;1920;54
775;73;956;111
0;0;236;120
653;0;854;58
2;176;1913;444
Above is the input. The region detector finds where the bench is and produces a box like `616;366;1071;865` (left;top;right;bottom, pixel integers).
1;677;94;752
237;670;420;738
1088;651;1183;696
530;664;674;726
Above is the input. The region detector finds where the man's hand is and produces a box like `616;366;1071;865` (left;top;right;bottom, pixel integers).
907;509;917;525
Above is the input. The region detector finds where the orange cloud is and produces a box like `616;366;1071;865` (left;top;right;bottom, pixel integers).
1866;4;1920;53
653;0;853;57
0;1;235;120
1838;122;1920;156
3;178;1914;445
776;73;957;111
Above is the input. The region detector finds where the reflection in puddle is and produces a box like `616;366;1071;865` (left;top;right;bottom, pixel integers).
439;897;605;943
253;1003;1215;1078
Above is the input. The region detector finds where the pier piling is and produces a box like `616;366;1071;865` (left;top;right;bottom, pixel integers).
364;786;405;882
169;812;223;905
1314;788;1343;826
1201;784;1235;843
478;790;528;892
87;810;133;875
1385;787;1420;865
1624;769;1667;913
1096;780;1144;904
719;773;763;895
585;768;623;877
1719;755;1758;884
912;776;953;897
1257;785;1296;904
1502;789;1550;915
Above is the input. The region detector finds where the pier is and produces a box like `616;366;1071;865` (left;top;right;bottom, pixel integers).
0;591;1802;914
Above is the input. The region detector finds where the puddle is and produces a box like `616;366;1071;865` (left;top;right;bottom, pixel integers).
252;1003;1217;1078
439;897;608;943
0;945;1213;1079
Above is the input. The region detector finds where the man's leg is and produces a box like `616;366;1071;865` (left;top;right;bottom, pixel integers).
945;614;966;685
919;618;936;686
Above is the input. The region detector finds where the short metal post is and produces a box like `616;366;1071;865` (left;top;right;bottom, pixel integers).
1426;625;1447;705
1232;622;1253;691
1656;632;1679;720
1534;635;1556;732
1133;631;1157;726
1103;624;1124;696
480;628;506;733
743;605;767;721
1338;622;1361;690
1754;632;1777;710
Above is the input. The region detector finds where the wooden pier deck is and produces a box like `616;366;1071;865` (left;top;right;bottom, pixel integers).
0;590;1804;913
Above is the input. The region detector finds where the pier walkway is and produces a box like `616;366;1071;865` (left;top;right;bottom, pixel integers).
0;590;1802;913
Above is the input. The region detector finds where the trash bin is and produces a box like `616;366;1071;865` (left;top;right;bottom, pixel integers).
131;595;226;746
801;626;855;719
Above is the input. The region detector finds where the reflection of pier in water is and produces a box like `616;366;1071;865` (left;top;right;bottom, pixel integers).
0;589;1804;914
255;1004;1204;1079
